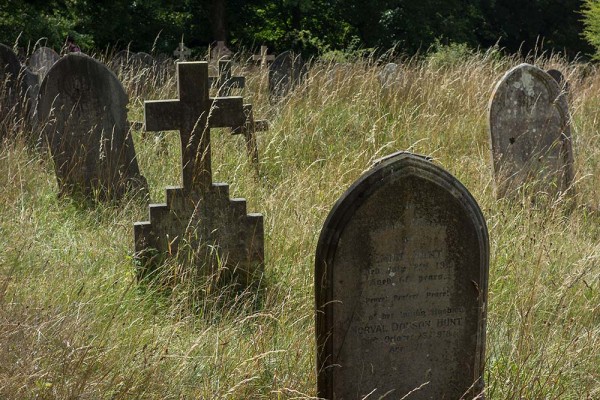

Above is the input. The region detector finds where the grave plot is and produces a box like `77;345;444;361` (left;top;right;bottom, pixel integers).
134;62;264;288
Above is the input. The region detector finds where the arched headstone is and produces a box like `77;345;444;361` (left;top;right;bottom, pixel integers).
315;152;489;399
0;43;39;134
268;51;307;99
38;53;147;200
378;62;400;88
489;63;574;197
29;46;60;80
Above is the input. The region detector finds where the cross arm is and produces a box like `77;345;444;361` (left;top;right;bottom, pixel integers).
144;100;182;132
208;97;245;128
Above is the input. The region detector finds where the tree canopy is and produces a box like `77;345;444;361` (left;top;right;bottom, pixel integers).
0;0;594;58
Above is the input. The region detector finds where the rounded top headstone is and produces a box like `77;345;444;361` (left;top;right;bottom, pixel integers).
315;151;489;399
488;63;574;197
28;46;60;79
268;51;307;99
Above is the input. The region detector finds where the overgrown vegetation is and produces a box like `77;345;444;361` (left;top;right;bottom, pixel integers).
0;50;599;398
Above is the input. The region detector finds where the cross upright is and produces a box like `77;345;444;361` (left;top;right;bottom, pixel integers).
208;59;245;96
173;41;191;61
252;46;275;69
144;62;244;193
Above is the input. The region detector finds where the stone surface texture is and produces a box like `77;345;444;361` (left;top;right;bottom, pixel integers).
268;51;307;99
489;63;574;197
134;62;264;287
315;152;489;400
29;46;60;79
37;53;147;199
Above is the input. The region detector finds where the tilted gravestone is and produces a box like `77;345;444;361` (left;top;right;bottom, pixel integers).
0;43;39;134
315;152;489;399
134;62;264;287
28;46;60;80
208;59;245;96
546;68;570;94
268;51;307;99
37;53;147;200
489;63;574;197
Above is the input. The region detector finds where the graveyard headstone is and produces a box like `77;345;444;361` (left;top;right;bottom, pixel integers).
0;43;39;134
268;51;307;99
37;53;147;200
173;42;191;61
208;59;245;96
28;46;60;80
315;151;489;399
210;41;232;62
546;68;570;94
379;62;400;88
231;103;268;165
489;63;574;197
134;62;264;287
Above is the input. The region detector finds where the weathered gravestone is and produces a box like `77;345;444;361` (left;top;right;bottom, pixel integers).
134;62;264;287
173;41;191;61
315;151;489;399
546;68;570;94
378;62;400;88
37;53;147;200
0;43;39;135
231;103;269;165
28;46;60;80
489;63;574;198
209;59;245;96
210;41;232;62
268;51;307;99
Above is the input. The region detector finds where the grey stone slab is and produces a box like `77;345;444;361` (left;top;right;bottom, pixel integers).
489;63;574;197
0;43;39;134
252;46;275;68
37;53;147;200
315;151;489;400
28;46;60;80
268;51;307;99
546;68;570;94
134;62;264;287
378;62;400;88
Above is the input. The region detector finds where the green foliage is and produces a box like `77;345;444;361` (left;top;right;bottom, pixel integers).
426;41;475;69
582;0;600;59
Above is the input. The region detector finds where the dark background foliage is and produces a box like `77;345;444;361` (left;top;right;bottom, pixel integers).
0;0;595;58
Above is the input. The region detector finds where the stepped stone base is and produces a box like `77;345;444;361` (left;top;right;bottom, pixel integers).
134;183;264;287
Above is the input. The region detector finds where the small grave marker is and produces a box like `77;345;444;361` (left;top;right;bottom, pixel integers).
28;46;60;80
210;41;232;62
134;62;264;287
208;59;245;96
269;51;307;99
37;53;147;200
231;103;268;165
489;63;574;197
252;46;275;68
315;152;489;399
379;62;400;88
173;41;191;61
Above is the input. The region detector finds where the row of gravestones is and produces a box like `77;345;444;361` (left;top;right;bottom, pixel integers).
131;62;573;398
2;45;570;396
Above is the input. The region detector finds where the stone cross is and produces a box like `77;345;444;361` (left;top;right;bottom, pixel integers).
144;61;244;193
135;61;264;288
231;103;268;165
208;59;245;96
252;46;275;68
315;151;489;399
210;40;232;62
173;41;191;61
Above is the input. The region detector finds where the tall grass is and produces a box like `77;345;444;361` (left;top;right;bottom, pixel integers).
0;49;598;398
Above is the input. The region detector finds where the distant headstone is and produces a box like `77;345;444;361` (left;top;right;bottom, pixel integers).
131;52;154;68
379;62;400;87
252;46;275;68
315;151;489;399
208;59;245;96
134;62;264;287
546;68;570;94
0;43;39;133
28;46;60;80
210;41;232;62
173;41;191;61
489;63;574;197
268;51;307;99
37;53;147;200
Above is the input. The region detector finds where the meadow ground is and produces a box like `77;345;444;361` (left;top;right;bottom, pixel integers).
0;49;598;398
